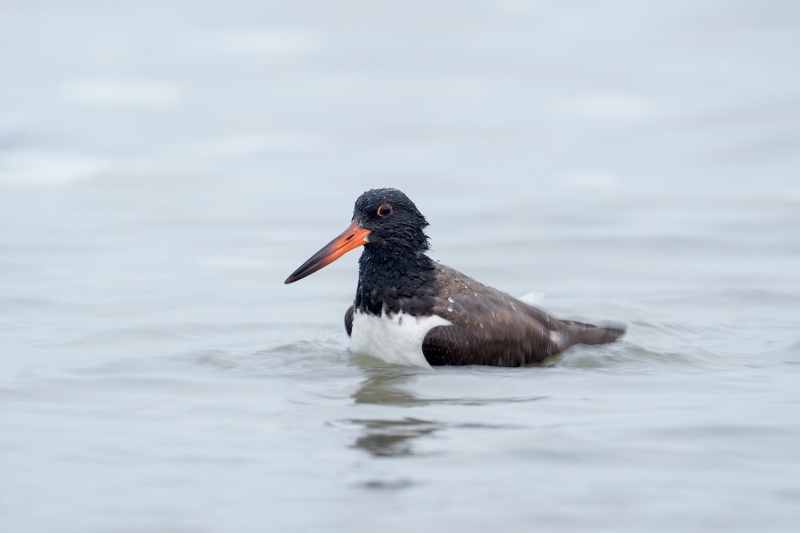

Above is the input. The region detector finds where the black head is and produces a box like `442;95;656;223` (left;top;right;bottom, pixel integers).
284;188;430;284
353;188;430;252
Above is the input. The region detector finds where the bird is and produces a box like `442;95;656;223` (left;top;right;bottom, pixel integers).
285;188;625;368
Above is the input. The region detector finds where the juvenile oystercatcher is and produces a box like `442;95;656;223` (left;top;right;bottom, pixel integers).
285;188;624;367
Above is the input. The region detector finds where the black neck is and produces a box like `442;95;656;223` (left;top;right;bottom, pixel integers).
355;245;437;317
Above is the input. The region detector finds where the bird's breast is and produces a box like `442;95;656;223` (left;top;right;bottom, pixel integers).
348;309;452;368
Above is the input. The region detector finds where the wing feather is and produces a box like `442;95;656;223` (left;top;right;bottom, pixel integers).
422;264;623;366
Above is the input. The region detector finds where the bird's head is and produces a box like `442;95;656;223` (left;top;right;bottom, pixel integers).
284;188;429;284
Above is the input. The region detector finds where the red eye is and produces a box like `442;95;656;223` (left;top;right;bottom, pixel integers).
377;204;393;217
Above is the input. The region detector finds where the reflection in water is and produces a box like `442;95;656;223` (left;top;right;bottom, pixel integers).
350;418;441;458
352;370;547;406
346;370;533;459
357;478;416;491
351;370;421;406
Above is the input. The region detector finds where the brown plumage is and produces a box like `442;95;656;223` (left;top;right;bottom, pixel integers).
421;264;624;366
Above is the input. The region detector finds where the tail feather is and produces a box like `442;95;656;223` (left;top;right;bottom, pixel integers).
559;320;626;350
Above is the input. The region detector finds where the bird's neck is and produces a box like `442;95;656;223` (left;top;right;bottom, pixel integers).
355;245;437;317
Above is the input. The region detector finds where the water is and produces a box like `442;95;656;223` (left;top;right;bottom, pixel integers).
2;1;800;531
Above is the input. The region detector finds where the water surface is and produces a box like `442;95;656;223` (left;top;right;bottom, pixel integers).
1;1;800;531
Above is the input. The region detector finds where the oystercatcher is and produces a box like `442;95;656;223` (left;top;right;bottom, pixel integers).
285;188;624;367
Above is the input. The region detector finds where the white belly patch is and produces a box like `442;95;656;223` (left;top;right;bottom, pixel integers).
348;310;452;368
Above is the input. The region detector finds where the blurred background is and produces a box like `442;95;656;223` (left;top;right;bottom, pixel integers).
1;1;799;532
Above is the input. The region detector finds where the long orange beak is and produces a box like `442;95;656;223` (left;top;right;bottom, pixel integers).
284;221;371;284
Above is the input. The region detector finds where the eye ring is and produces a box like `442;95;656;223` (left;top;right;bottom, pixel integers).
377;203;393;217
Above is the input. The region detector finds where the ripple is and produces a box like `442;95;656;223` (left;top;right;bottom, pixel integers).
351;369;548;406
553;342;723;372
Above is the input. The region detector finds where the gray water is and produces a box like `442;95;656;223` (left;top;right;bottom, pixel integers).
2;1;800;531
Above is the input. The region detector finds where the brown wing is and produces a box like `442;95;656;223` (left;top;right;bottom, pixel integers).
422;264;624;366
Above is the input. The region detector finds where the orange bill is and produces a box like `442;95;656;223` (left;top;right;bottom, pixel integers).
284;221;371;284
